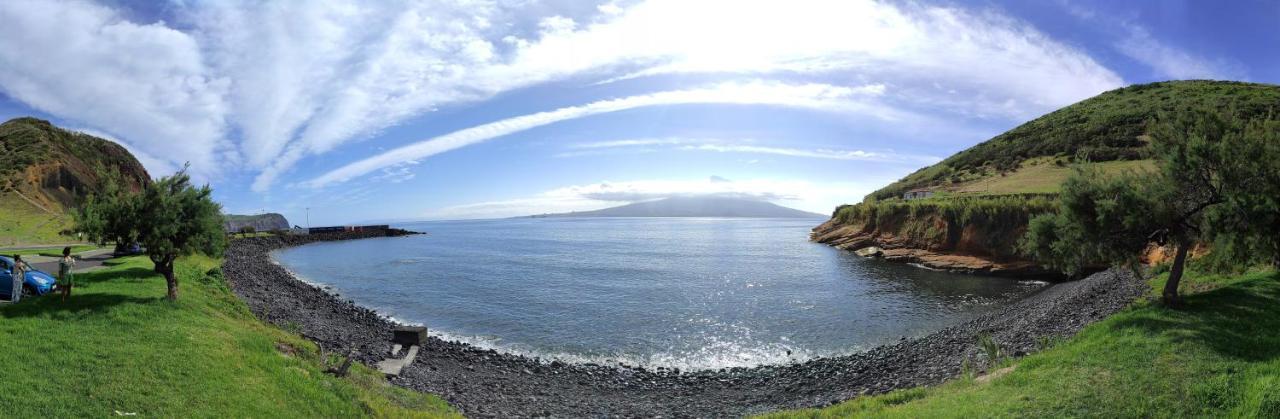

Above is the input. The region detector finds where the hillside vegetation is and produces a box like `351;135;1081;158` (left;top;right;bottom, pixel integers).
870;81;1280;201
0;255;458;417
0;117;150;245
818;81;1280;268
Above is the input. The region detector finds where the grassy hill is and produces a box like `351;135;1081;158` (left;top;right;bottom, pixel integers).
818;81;1280;264
869;81;1280;201
0;254;458;417
0;117;150;245
763;269;1280;417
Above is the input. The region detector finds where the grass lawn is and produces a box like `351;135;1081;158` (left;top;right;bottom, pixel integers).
0;255;458;418
952;159;1156;195
0;192;74;246
4;244;101;257
762;269;1280;418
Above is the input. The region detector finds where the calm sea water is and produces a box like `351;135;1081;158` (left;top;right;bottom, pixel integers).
273;218;1046;370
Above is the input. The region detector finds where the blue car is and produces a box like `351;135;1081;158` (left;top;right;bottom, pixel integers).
0;256;58;300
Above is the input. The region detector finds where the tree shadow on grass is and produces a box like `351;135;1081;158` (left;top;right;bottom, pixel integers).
0;292;162;319
77;267;157;284
1102;274;1280;362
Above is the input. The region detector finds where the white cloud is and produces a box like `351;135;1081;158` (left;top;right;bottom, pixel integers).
1057;0;1240;80
505;0;1121;116
0;0;229;178
685;144;937;163
564;137;941;163
1116;26;1239;80
570;138;692;149
0;0;1123;192
254;0;1121;186
426;176;891;219
302;80;889;189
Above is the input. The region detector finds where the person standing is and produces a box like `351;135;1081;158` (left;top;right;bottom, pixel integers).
59;247;76;302
11;254;29;303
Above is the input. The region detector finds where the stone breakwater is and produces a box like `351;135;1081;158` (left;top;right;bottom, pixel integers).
223;231;1147;418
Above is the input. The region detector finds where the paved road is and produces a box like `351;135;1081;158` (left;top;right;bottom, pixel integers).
26;249;116;274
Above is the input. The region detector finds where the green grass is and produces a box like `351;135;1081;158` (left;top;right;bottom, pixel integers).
761;269;1280;418
4;244;101;257
0;192;74;246
952;159;1156;196
0;255;459;418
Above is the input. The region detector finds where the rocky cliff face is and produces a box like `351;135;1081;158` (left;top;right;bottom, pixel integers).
811;207;1059;278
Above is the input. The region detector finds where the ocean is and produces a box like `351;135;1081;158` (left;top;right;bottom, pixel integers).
273;217;1045;370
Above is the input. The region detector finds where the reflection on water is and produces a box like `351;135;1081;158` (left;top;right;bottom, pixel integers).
274;217;1045;370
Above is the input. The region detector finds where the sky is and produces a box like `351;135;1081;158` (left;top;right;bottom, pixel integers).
0;0;1277;225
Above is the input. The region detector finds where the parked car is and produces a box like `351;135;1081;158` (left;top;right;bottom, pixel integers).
114;242;143;257
0;256;58;299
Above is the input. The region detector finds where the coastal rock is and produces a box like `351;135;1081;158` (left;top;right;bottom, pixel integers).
811;218;1059;279
854;246;883;258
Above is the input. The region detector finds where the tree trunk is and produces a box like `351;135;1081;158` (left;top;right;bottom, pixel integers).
154;256;178;301
1162;241;1190;307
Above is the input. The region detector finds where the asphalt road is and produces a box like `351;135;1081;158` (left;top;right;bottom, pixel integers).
26;249;115;274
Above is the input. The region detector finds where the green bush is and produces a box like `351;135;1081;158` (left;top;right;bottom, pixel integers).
832;195;1058;258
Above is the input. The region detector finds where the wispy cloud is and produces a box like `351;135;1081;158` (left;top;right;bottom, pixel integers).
0;0;229;178
1116;26;1241;80
568;138;691;149
561;137;941;163
302;80;889;189
0;0;1123;190
1057;0;1241;80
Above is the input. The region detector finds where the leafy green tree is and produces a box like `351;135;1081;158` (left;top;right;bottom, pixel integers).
75;167;140;253
239;225;256;237
136;168;226;300
1023;108;1279;306
77;165;225;300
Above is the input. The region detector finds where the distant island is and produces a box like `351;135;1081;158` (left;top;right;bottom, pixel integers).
523;196;826;218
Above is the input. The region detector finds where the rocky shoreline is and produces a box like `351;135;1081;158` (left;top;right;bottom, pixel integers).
810;218;1061;279
223;231;1147;418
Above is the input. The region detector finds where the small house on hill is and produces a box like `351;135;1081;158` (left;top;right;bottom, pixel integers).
903;188;933;200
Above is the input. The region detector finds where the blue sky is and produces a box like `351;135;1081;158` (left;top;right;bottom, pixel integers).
0;0;1276;224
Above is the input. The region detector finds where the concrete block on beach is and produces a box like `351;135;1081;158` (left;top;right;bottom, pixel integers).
393;326;428;346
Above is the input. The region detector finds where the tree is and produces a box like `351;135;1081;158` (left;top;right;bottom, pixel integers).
136;168;226;301
1023;108;1279;306
75;166;140;252
77;166;225;301
239;225;256;238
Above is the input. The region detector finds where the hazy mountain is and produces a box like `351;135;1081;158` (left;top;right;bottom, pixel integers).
527;196;826;218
